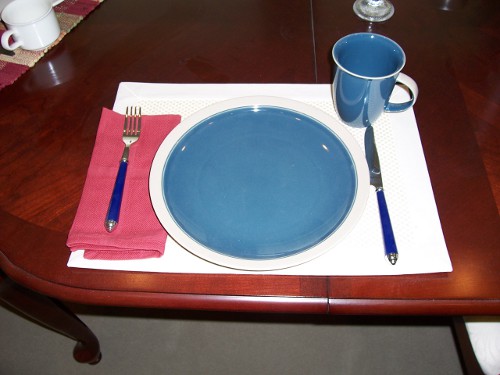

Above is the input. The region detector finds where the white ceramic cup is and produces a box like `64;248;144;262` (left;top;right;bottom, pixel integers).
1;0;63;51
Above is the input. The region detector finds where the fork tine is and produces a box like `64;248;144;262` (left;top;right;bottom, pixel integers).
123;106;131;134
131;107;136;134
136;107;141;135
128;107;133;134
123;107;127;133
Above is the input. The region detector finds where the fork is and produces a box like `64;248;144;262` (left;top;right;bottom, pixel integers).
105;107;142;232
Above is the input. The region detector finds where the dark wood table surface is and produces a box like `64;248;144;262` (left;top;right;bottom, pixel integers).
0;0;499;363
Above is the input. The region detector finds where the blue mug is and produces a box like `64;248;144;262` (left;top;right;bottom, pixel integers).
332;33;418;128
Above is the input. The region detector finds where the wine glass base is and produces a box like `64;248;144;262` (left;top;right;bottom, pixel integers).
353;0;395;22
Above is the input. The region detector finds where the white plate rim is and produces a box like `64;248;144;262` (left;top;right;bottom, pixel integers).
149;96;369;270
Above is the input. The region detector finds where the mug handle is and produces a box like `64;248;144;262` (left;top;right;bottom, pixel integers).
1;30;22;51
385;73;419;113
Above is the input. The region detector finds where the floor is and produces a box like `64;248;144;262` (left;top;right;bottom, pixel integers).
0;303;464;375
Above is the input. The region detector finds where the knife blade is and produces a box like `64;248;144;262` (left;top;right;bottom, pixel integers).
364;125;398;265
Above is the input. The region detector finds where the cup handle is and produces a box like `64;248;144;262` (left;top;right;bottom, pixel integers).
1;30;22;51
385;73;419;113
52;0;64;5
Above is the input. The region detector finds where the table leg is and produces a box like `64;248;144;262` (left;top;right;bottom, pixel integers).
0;272;101;364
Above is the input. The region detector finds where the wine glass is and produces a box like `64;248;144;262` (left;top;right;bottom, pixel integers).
353;0;395;22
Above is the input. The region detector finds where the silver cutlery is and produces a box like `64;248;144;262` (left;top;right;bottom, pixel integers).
105;106;142;232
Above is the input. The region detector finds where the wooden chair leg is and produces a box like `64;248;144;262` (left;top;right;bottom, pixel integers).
0;272;101;364
452;316;484;375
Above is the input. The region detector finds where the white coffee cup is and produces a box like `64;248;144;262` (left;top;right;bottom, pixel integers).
1;0;63;51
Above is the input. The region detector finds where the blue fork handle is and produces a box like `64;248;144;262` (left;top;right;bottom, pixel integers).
105;160;128;232
376;189;399;265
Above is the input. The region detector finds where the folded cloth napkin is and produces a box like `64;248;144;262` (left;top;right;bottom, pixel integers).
67;108;181;260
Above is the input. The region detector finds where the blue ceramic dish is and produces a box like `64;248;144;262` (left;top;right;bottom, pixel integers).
150;97;369;270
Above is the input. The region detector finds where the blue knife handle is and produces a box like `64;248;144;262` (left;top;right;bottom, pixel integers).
376;189;398;264
105;160;128;232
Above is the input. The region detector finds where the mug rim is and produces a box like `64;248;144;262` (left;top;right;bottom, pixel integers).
332;32;406;80
1;0;53;26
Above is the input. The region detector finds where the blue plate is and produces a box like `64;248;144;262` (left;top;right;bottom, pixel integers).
150;97;369;270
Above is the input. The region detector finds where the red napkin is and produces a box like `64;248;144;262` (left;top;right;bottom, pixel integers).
67;108;181;260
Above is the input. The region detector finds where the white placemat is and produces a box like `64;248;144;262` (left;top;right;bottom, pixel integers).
67;83;452;275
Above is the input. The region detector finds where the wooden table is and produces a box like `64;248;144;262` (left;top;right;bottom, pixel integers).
1;0;499;364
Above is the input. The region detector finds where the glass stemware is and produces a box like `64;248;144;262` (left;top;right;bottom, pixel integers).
353;0;395;22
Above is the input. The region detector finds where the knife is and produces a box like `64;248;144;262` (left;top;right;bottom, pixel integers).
364;125;398;265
